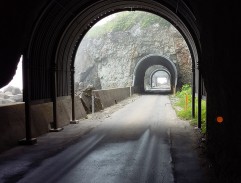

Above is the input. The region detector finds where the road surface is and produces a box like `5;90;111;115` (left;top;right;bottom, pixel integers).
0;94;208;183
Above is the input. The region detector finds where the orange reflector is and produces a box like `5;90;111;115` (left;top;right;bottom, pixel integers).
216;116;223;123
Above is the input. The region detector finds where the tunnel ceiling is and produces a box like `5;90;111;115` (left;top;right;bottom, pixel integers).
0;0;200;101
133;55;177;91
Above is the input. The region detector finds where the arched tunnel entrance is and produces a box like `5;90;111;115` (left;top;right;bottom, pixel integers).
18;0;202;159
0;0;217;181
133;54;178;94
4;0;241;181
24;0;199;103
148;68;171;92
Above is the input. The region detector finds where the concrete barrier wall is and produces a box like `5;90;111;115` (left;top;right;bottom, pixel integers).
0;87;136;152
92;87;132;109
0;96;86;152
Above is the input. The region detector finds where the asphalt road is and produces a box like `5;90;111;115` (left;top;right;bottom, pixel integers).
1;94;208;183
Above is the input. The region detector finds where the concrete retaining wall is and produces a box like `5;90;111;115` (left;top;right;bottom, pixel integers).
0;87;137;152
92;87;132;109
0;96;86;152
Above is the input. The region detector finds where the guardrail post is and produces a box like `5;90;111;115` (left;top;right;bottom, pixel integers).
49;63;63;132
198;69;202;129
92;95;95;114
19;55;37;145
70;66;79;124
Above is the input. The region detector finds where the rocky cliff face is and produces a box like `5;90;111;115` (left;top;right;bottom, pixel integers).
75;22;192;90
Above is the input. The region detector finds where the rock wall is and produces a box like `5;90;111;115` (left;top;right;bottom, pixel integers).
0;86;23;105
75;23;192;90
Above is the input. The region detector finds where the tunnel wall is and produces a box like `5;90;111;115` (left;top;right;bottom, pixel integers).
0;96;86;153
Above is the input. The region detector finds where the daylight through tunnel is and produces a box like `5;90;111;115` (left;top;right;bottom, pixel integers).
149;68;171;92
133;54;177;94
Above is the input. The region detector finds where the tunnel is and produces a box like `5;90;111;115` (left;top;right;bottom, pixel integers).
133;54;178;94
18;0;199;103
6;0;241;182
0;0;201;144
18;0;200;146
0;0;202;156
149;68;171;92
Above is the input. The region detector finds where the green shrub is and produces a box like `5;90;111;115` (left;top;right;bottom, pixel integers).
86;11;171;38
172;84;206;134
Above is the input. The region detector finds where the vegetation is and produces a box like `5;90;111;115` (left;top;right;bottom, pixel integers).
86;11;171;38
171;84;206;134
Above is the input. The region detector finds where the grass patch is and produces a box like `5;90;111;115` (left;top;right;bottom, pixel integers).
170;84;206;134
